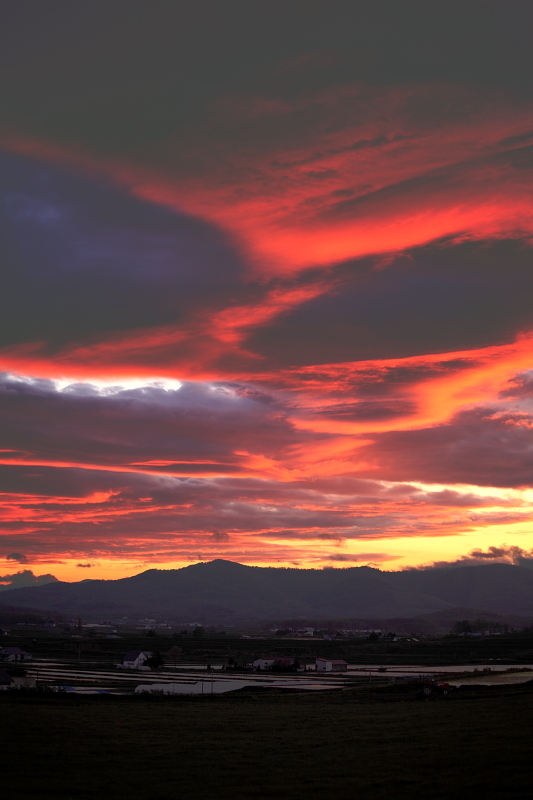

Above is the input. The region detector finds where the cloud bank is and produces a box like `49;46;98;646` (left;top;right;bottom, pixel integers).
0;569;58;592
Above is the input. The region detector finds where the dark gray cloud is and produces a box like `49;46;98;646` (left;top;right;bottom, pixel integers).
6;552;27;563
362;407;533;487
0;153;246;348
0;569;58;591
326;552;392;563
1;2;532;152
0;374;304;470
248;238;533;366
313;400;416;423
411;544;533;570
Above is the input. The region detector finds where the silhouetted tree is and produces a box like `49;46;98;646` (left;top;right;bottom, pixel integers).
144;651;164;669
453;620;473;635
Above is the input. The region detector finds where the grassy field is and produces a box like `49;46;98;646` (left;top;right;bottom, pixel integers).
2;685;533;799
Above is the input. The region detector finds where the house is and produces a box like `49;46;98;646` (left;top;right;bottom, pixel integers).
315;658;348;672
120;650;152;669
253;657;277;670
252;657;295;671
0;646;32;662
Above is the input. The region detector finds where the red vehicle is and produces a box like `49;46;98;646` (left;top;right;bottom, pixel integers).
416;680;453;698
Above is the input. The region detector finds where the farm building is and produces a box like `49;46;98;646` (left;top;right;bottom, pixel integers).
120;650;152;669
315;658;348;672
0;647;32;662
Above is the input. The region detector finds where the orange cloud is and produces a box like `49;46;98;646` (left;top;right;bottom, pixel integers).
244;334;533;437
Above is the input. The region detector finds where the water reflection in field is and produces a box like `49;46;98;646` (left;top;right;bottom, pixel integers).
23;659;533;694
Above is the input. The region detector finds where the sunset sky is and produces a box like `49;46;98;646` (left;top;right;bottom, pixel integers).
3;1;533;585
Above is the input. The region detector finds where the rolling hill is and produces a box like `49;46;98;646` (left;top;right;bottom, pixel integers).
3;560;533;622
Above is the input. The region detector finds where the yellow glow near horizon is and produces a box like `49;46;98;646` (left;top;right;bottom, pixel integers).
5;514;533;586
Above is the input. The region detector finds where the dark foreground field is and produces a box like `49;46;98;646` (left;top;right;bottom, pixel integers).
2;685;533;800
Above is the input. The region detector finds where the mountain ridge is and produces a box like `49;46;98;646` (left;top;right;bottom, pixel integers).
2;560;533;622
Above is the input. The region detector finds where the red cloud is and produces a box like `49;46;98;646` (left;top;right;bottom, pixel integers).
5;82;533;277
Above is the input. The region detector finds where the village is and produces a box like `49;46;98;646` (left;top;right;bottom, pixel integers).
2;634;533;697
0;641;354;694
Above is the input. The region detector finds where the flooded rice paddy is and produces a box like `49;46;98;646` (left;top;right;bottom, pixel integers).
18;659;533;694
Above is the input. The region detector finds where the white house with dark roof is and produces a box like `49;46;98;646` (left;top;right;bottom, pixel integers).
120;650;152;669
0;646;32;662
315;658;348;672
